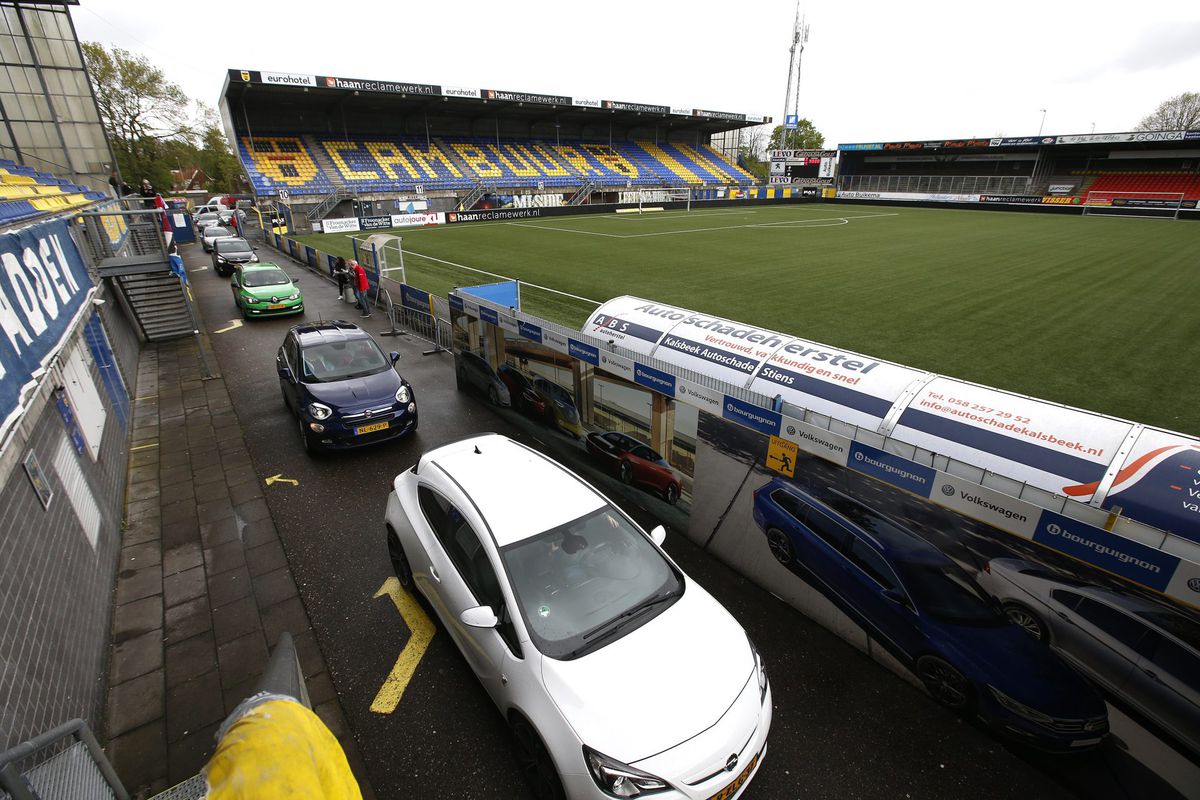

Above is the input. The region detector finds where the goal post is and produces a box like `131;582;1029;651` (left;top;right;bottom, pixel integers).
636;187;692;213
1082;190;1186;220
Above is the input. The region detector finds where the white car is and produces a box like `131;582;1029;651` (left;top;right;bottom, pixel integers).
979;558;1200;758
201;225;233;253
385;434;771;800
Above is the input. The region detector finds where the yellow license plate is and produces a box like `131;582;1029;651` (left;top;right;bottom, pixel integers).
269;303;287;309
355;421;389;435
707;752;758;800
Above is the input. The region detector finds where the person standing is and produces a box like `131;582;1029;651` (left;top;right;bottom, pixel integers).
333;257;349;300
350;259;370;318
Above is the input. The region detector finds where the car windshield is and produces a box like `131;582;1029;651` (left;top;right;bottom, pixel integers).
501;506;681;660
300;338;389;382
895;560;1005;625
197;214;217;222
216;239;251;255
241;268;290;287
207;227;231;238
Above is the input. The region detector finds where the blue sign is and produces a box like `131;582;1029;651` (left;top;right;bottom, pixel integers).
784;114;799;130
400;283;431;313
634;362;676;396
838;143;884;151
722;396;781;436
449;293;464;311
848;442;935;498
0;218;95;442
659;334;759;374
1033;511;1179;592
478;305;499;325
567;338;599;366
518;320;543;343
460;279;519;309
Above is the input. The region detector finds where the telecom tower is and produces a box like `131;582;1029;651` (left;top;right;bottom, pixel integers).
780;5;810;150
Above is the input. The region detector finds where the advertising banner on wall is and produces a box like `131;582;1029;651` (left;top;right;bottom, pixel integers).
0;219;96;444
319;217;360;234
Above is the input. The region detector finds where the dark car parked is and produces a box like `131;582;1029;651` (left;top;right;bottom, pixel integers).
277;320;417;454
497;363;545;418
585;430;682;504
211;236;258;276
454;350;510;406
752;477;1108;752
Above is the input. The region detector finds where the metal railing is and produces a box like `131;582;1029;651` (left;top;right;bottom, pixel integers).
0;719;129;800
838;174;1032;195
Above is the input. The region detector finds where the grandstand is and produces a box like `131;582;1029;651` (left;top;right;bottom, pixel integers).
219;70;765;225
1;157;109;227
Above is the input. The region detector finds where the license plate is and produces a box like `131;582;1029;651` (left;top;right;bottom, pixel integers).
707;752;758;800
269;303;287;310
355;421;389;435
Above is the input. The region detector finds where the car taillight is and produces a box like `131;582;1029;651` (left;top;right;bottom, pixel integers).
982;562;991;574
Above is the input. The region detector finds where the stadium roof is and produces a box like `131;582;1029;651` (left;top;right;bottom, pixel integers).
221;69;770;135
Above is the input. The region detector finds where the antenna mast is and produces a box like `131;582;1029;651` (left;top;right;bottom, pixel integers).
780;6;810;150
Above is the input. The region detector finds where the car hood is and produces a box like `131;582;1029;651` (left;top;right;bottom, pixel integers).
932;619;1106;718
242;282;298;299
303;368;401;409
540;580;754;763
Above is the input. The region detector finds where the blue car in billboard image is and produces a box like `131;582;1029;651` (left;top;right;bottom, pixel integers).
752;477;1109;751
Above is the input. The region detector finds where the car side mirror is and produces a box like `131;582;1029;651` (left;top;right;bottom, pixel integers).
292;276;299;283
460;606;498;629
649;525;667;547
389;351;401;364
277;366;293;382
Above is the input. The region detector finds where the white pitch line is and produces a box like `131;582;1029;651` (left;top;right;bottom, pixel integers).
601;212;901;239
503;221;624;238
403;249;603;306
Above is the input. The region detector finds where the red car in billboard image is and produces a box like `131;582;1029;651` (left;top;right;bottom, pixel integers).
585;431;682;504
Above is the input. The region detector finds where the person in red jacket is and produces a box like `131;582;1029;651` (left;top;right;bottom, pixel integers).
350;260;370;318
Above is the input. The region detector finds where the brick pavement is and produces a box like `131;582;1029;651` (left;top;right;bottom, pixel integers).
103;337;374;797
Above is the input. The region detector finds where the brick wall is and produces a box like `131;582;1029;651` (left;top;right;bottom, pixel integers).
0;305;140;754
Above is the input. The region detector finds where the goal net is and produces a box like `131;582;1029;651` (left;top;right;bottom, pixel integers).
1082;190;1186;220
637;187;692;213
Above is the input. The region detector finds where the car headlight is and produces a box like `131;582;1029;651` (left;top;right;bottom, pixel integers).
988;686;1055;727
395;385;410;404
251;254;259;261
286;292;300;301
748;635;768;703
583;747;668;797
308;402;333;420
216;255;226;263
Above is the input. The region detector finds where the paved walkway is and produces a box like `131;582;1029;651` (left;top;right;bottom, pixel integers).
103;333;375;797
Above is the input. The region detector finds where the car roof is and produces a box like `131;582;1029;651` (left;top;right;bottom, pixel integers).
290;320;370;347
424;434;605;548
215;236;249;246
206;226;230;234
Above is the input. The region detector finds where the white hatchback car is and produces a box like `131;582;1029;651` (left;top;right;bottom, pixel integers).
385;434;771;800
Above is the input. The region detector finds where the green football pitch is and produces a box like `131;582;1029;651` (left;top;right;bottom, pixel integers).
294;203;1200;436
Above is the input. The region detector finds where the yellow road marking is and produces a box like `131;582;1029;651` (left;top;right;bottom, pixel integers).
135;394;158;400
130;442;159;451
214;319;243;334
370;576;435;714
264;473;299;486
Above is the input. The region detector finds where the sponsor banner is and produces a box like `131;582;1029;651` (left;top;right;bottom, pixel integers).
801;186;822;197
542;328;569;355
633;362;676;396
603;100;669;114
989;136;1050;147
769;149;838;161
1057;131;1187;145
390;212;443;227
442;86;481;99
1186;131;1200;141
849;442;935;498
745;114;768;124
496;312;519;336
839;143;884;151
836;190;979;203
396;199;429;212
518;320;543;343
448;293;464;312
1085;428;1200;546
695;109;745;122
319;76;439;95
723;396;781;436
360;215;393;231
462;297;479;317
262;72;316;87
320;217;360;234
1033;511;1178;592
598;349;633;380
932;473;1040;538
478;305;499;326
0;218;95;443
979;195;1044;205
1112;197;1190;209
779;416;851;467
572;98;602;108
567;338;599;366
895;378;1133;500
399;283;430;313
675;379;723;414
1166;559;1200;610
669;106;693;117
768;176;832;186
1048;184;1074;195
446;208;542;223
1042;196;1082;205
484;89;570;105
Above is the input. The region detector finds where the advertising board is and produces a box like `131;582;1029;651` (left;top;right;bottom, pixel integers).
320;217;360;234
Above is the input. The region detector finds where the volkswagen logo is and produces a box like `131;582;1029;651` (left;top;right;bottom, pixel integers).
1188;577;1200;593
725;753;738;772
941;484;956;497
786;425;796;435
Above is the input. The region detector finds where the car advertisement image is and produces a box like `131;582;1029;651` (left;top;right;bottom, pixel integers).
686;409;1200;794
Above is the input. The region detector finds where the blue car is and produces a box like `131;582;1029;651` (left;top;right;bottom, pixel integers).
276;320;417;454
752;478;1109;752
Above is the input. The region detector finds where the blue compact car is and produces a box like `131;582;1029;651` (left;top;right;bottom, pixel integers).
276;320;417;454
752;477;1109;752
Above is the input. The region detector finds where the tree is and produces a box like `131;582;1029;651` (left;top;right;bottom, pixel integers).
737;124;771;180
768;120;825;151
198;125;245;193
1136;92;1200;131
82;42;197;186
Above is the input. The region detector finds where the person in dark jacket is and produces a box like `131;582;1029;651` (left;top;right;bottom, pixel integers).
333;257;350;300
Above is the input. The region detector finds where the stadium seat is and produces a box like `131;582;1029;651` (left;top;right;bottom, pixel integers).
0;161;103;225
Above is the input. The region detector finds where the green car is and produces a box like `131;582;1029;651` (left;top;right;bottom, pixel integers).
231;263;304;319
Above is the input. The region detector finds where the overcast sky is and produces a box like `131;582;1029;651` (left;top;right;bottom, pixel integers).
72;0;1199;147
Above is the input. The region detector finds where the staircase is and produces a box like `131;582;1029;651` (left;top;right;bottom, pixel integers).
113;270;197;341
306;185;354;223
458;180;493;211
567;180;596;205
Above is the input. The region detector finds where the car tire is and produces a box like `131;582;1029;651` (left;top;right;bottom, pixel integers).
509;715;565;800
766;527;794;564
488;385;500;405
297;414;317;456
387;528;414;591
618;461;634;484
1002;602;1049;643
916;655;974;713
664;483;679;505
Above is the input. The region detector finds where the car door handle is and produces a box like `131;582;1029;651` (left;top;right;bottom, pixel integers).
429;566;440;583
1142;668;1161;683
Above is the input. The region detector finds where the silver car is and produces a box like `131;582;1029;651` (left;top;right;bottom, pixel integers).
979;558;1200;757
201;225;234;253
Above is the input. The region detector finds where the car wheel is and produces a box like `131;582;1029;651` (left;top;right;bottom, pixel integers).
766;528;794;564
916;655;973;712
663;483;679;505
1002;602;1048;643
297;414;317;455
387;529;414;591
510;715;565;800
488;385;500;405
618;461;634;484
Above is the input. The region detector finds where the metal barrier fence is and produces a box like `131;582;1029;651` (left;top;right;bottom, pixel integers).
838;174;1033;196
0;719;128;800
